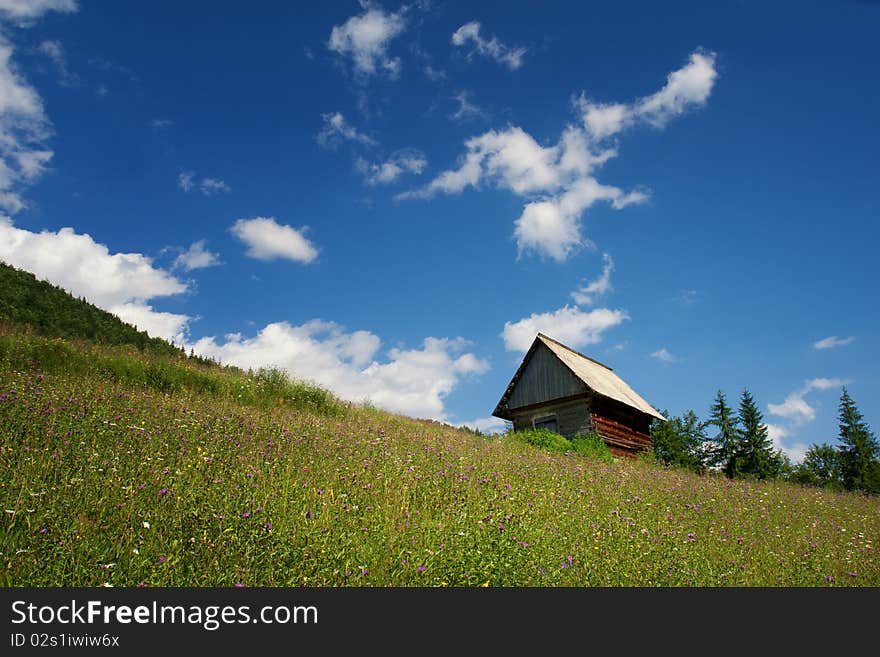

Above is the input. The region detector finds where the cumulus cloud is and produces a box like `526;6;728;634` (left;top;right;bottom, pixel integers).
0;217;191;342
0;0;77;22
355;149;427;185
230;217;318;264
513;178;646;262
459;416;509;434
400;50;715;261
451;21;526;70
576;50;717;140
768;377;850;425
813;335;855;350
111;302;190;346
0;34;53;214
190;321;488;420
571;253;613;305
501;305;628;352
316;111;377;149
765;423;809;464
650;347;677;364
172;239;221;271
327;5;406;78
177;171;230;195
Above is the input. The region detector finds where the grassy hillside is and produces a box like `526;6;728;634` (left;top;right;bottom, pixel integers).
1;328;878;587
0;261;183;357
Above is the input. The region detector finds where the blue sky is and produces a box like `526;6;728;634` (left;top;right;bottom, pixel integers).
1;0;878;462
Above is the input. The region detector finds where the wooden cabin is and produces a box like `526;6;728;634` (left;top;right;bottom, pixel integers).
492;333;665;457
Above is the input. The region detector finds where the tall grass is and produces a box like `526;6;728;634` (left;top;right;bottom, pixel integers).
0;332;343;416
1;332;878;587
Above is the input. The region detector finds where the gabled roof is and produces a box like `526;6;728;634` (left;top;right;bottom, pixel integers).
493;333;665;421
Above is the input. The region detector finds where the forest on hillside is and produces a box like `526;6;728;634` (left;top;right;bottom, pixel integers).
652;388;880;495
0;261;184;358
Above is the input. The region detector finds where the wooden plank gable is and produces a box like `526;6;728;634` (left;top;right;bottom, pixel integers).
505;341;587;410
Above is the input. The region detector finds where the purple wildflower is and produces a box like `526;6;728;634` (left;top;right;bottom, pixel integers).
158;488;168;496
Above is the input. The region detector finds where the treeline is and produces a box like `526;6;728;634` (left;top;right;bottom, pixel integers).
653;388;880;495
0;261;212;364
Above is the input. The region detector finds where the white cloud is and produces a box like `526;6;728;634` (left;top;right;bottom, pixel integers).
513;179;645;262
0;34;53;214
316;111;377;149
177;171;230;195
327;5;406;78
804;377;849;391
0;0;76;22
424;64;446;81
768;377;850;425
36;38;61;60
650;347;677;364
765;423;809;464
766;377;851;463
813;335;855;350
576;50;717;141
399;51;716;261
501;305;629;352
571;253;613;306
356;149;427;185
768;392;816;424
230;217;318;264
459;416;509;435
150;118;172;129
172;239;221;271
111;302;190;346
199;177;230;195
451;21;526;70
0;217;191;342
177;171;194;191
189;321;488;420
449;90;486;122
36;39;78;86
579;102;630;142
635;50;718;128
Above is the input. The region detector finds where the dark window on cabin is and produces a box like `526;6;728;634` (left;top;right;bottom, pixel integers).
534;415;558;433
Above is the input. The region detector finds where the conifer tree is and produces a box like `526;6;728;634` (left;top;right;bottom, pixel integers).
707;390;739;476
735;389;782;479
837;388;880;494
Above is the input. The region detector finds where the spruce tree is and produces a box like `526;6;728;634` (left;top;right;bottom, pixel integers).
707;390;739;476
735;389;782;479
837;388;880;494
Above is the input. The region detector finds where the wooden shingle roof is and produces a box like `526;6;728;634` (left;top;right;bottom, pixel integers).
493;333;665;421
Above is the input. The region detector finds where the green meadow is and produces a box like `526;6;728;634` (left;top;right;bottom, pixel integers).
1;329;877;587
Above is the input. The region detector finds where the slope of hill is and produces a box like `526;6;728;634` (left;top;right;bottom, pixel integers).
0;261;182;358
1;326;878;586
0;275;878;586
